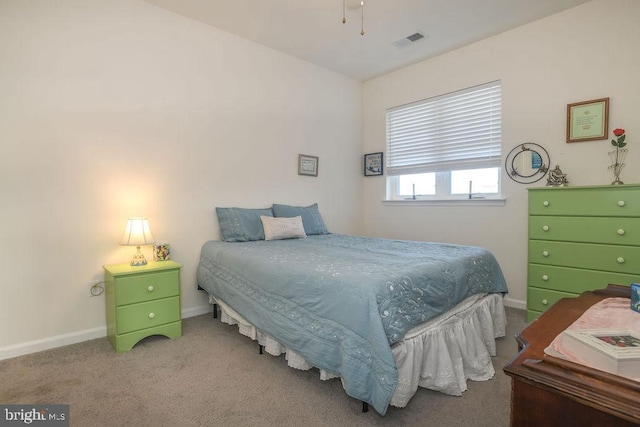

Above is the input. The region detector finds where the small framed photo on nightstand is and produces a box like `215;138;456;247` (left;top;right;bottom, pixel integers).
154;243;171;261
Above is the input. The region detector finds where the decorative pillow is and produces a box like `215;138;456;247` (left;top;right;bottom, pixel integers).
260;215;306;241
272;203;328;235
215;207;273;242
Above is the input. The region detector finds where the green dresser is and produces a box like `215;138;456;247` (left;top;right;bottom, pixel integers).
527;185;640;322
104;260;182;352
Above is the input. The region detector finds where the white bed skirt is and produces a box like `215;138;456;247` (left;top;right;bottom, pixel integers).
209;293;506;408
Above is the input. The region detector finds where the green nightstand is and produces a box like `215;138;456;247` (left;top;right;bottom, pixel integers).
104;260;182;352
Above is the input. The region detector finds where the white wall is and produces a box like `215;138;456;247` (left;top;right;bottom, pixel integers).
363;0;640;308
0;0;363;357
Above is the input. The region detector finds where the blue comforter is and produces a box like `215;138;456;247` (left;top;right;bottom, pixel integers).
196;234;507;414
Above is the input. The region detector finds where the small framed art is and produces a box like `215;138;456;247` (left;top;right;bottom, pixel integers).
364;152;383;176
154;243;171;261
566;97;609;143
298;154;318;177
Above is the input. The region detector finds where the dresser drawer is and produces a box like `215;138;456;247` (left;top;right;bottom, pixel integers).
528;263;637;293
529;240;640;275
529;187;640;217
527;287;576;313
115;270;180;306
529;216;640;245
116;296;181;335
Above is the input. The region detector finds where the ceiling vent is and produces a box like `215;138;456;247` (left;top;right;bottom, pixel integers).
393;31;427;49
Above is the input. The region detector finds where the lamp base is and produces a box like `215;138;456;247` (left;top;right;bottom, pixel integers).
130;246;148;266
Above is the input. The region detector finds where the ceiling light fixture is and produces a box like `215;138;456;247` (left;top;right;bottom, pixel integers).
342;0;346;24
342;0;365;36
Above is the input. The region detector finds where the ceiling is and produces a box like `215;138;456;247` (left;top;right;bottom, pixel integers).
143;0;591;81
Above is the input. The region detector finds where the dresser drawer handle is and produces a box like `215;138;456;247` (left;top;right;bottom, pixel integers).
617;229;625;236
148;312;155;319
542;299;548;306
617;257;625;264
618;201;626;207
542;225;549;232
542;251;549;257
542;275;549;281
543;201;550;207
147;285;154;292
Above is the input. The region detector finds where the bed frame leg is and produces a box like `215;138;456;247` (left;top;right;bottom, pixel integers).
259;344;264;354
362;402;369;413
196;285;218;319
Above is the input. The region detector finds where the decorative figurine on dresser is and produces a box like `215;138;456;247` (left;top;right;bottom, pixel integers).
546;165;568;187
526;185;640;322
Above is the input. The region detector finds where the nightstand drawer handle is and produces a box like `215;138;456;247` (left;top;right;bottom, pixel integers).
542;251;549;257
542;275;549;281
148;312;155;319
617;257;625;264
542;299;548;305
618;200;626;207
617;229;625;235
542;225;549;232
543;201;550;207
147;285;154;292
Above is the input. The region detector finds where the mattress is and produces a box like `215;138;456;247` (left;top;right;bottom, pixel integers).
196;234;508;414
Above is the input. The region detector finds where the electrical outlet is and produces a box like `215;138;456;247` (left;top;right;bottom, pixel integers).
89;281;105;297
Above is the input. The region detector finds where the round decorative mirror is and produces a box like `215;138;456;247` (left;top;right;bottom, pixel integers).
505;143;550;184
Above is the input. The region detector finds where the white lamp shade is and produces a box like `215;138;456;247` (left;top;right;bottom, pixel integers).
120;217;155;246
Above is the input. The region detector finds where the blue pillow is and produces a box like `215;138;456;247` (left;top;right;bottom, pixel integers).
272;203;328;235
216;207;273;242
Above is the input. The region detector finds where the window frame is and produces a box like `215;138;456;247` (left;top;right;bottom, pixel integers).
387;168;501;201
385;81;502;201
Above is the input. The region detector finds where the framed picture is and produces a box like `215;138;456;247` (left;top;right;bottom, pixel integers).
566;97;609;143
298;154;318;177
364;152;383;176
154;243;171;261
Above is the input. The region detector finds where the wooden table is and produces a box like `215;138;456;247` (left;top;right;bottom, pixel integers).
504;284;640;426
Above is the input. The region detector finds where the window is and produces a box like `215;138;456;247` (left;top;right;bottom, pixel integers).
386;81;502;200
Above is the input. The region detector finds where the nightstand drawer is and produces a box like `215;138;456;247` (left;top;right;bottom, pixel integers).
116;270;180;306
529;216;640;245
116;296;181;335
528;263;637;293
529;187;640;217
529;240;640;275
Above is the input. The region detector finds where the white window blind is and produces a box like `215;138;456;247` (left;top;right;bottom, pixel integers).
386;81;502;176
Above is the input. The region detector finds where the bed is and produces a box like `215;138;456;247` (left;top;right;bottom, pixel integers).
196;205;508;415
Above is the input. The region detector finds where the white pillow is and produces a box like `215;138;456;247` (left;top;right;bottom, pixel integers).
260;215;306;241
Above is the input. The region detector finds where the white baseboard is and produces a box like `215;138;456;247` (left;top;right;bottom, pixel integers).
182;304;213;318
0;326;107;361
1;300;522;361
0;305;215;361
503;296;526;311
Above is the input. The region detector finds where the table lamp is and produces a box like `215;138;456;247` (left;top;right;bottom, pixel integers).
120;217;155;266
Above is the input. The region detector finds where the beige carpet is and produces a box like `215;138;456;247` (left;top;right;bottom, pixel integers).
0;306;526;426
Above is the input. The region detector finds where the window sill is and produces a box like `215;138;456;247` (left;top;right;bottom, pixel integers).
382;198;506;207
